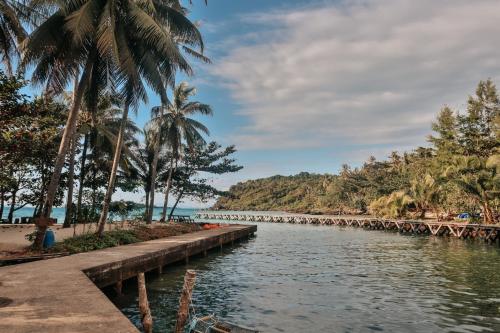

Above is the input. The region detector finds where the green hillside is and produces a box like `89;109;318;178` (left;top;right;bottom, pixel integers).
214;80;499;222
213;173;340;214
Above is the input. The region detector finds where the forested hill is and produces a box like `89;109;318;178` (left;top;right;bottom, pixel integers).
213;173;340;214
214;80;499;223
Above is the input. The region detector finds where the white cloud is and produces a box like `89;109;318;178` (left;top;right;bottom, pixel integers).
210;0;500;150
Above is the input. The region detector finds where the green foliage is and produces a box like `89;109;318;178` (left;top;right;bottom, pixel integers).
369;191;413;218
109;200;144;221
0;71;68;220
215;80;500;223
214;172;339;214
48;223;201;254
50;229;139;254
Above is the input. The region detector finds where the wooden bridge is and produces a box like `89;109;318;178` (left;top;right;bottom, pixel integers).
195;212;500;244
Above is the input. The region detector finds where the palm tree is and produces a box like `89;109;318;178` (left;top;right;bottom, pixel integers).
410;174;441;219
0;0;27;75
154;82;213;221
369;190;413;219
446;156;499;224
133;126;170;220
22;0;203;244
144;104;166;224
77;95;140;219
144;28;211;224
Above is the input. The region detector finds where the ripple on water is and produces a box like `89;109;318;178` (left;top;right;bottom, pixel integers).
111;222;500;333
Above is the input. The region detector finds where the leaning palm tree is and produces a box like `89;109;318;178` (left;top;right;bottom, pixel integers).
154;82;213;221
77;96;139;207
22;0;203;244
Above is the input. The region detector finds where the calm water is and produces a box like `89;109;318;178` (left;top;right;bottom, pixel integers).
111;221;500;333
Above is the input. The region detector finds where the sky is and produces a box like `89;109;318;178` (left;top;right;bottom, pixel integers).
71;0;500;207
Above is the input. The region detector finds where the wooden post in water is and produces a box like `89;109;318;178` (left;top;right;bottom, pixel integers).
137;272;153;333
174;270;196;333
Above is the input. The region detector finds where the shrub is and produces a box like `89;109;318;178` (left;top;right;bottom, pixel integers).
50;229;139;254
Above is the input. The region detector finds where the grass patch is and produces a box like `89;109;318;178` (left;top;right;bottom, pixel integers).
48;223;202;254
50;229;139;254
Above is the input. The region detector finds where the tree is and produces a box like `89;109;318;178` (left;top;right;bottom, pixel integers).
132;125;170;220
446;156;499;224
78;98;140;220
167;142;242;219
0;71;67;222
144;105;167;224
369;191;413;219
457;79;500;157
94;1;207;235
409;174;441;219
155;82;213;221
0;0;27;75
429;106;461;161
22;0;203;244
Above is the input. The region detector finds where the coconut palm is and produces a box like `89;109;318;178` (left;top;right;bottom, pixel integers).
144;35;211;224
153;82;213;221
444;156;499;224
76;95;140;217
132;126;170;220
410;174;441;219
369;190;413;219
22;0;203;244
0;0;27;75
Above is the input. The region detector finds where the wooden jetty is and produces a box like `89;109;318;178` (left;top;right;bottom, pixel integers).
196;212;500;244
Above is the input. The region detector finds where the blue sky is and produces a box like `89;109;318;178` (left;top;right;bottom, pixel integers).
22;0;500;207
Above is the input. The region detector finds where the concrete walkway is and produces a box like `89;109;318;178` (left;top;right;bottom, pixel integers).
0;224;256;333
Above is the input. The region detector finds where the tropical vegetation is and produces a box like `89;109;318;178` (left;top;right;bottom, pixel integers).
0;0;244;251
215;80;500;224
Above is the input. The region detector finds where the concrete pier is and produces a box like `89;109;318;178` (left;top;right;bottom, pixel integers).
0;224;256;333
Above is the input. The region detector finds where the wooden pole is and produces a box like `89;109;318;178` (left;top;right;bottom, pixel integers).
137;272;153;333
174;270;196;333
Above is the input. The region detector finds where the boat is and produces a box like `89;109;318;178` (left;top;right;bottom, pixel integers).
189;315;259;333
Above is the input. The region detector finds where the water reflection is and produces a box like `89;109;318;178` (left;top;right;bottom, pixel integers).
110;223;500;333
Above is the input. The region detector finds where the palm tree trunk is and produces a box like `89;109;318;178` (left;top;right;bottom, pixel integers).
91;164;97;216
63;135;77;228
482;201;494;224
76;133;89;220
147;140;161;224
161;158;175;221
144;189;150;221
147;100;167;224
0;189;5;220
7;189;17;223
35;169;46;217
33;63;92;249
419;207;426;219
168;190;184;221
96;104;130;236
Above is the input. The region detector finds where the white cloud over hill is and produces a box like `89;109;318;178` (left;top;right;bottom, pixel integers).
211;0;500;150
